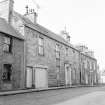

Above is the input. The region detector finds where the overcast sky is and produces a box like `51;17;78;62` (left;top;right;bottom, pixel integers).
6;0;105;70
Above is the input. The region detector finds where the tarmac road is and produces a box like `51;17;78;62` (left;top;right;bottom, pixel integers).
0;86;105;105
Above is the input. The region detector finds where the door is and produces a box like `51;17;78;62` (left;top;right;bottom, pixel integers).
35;68;48;88
65;64;72;85
26;67;32;88
85;73;88;84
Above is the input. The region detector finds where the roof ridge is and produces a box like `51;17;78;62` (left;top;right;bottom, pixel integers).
13;12;96;59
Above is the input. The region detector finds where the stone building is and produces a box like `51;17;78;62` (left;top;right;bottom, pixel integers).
11;6;81;88
76;45;97;85
0;0;98;90
12;11;81;88
0;18;24;90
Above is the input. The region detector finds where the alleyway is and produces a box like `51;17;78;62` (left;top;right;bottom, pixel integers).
0;86;105;105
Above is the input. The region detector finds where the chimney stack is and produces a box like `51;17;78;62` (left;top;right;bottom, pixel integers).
24;5;38;24
0;0;14;23
61;28;71;43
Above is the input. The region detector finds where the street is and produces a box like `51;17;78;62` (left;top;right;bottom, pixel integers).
0;86;105;105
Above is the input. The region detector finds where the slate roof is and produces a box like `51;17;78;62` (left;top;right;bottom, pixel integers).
14;12;96;60
14;12;77;50
0;18;24;40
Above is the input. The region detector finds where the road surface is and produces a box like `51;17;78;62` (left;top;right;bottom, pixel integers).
0;86;105;105
54;91;105;105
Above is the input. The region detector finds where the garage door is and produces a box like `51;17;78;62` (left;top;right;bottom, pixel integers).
35;68;48;88
26;67;32;88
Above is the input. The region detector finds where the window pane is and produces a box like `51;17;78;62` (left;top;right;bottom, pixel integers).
39;46;44;55
56;52;60;58
94;64;96;70
84;61;87;69
90;63;92;69
39;37;43;46
56;44;59;52
66;48;68;56
4;37;10;44
56;59;60;66
56;66;60;73
3;44;9;52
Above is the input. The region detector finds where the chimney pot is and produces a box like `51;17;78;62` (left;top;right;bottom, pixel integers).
25;5;29;14
24;7;38;24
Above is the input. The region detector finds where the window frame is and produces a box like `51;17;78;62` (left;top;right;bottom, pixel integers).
38;36;44;56
66;47;69;56
55;44;60;59
3;36;12;53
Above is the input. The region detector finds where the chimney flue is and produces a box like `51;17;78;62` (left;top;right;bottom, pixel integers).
60;29;71;43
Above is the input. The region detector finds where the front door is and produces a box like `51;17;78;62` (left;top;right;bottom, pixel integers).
65;64;72;86
26;67;33;88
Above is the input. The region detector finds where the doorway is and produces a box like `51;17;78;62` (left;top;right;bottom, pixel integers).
65;64;72;86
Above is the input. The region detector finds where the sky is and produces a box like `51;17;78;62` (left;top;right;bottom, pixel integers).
2;0;105;70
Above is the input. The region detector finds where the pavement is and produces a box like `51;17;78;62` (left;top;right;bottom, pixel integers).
0;85;95;96
0;85;79;96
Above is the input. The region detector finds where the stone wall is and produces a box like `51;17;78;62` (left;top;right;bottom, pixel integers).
25;27;81;87
0;32;24;90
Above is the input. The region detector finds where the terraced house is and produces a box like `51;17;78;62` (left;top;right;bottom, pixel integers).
0;18;25;90
0;0;98;90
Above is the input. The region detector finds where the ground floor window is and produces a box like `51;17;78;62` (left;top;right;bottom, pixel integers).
2;64;12;82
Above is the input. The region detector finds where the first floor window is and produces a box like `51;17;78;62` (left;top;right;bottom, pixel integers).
56;58;60;81
56;66;60;80
3;36;12;53
66;47;69;56
56;44;60;59
38;37;44;55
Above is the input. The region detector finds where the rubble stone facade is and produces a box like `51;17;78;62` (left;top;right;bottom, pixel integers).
0;0;98;90
0;24;24;90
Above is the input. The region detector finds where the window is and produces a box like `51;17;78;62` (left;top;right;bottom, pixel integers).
56;44;60;59
3;36;12;53
90;62;92;69
38;37;44;55
56;44;60;81
2;64;12;82
94;63;96;70
72;49;75;53
56;59;60;67
66;47;69;56
84;61;87;69
87;61;90;69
